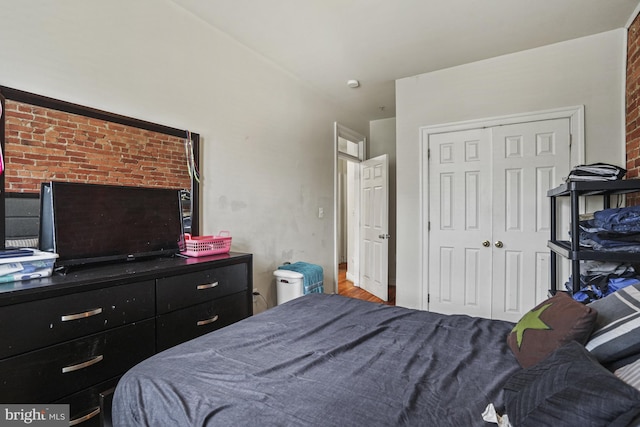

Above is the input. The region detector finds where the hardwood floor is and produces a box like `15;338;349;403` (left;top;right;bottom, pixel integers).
338;263;395;306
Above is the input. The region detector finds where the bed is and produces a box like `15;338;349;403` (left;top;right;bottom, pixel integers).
113;292;640;426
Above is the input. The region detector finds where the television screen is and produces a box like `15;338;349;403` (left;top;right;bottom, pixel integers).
39;181;184;268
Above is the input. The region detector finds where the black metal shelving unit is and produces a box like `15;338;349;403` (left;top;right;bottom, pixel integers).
548;179;640;294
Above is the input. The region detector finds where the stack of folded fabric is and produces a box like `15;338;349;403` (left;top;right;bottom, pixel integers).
566;163;626;181
568;204;640;302
578;205;640;252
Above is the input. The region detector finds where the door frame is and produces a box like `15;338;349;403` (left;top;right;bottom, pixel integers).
419;106;585;311
333;123;367;294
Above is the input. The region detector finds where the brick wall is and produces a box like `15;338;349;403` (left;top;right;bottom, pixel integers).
4;100;191;193
627;14;640;205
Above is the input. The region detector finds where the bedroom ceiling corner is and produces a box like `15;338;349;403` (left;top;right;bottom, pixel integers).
169;0;640;122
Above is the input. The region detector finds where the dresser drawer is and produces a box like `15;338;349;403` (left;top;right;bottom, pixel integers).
0;319;154;403
53;377;119;427
0;280;155;359
156;263;248;314
156;292;249;351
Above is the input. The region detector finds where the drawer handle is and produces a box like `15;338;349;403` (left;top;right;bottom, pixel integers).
61;308;103;322
69;407;100;426
62;355;104;373
197;314;219;326
197;281;219;290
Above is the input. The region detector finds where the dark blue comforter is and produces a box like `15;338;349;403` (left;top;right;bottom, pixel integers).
113;294;520;426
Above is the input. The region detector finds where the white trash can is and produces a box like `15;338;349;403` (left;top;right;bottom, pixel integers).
274;269;304;305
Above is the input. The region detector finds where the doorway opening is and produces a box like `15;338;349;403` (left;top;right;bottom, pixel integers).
338;262;395;305
334;124;364;298
334;123;395;305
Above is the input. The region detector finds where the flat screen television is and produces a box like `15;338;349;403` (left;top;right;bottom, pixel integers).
39;181;184;268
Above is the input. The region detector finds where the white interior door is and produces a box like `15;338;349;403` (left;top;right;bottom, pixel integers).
491;118;570;322
360;154;389;301
427;118;571;320
428;129;493;318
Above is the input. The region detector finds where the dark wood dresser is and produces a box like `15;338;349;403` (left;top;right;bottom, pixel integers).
0;252;252;426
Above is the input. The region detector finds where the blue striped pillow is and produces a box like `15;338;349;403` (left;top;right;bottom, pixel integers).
587;283;640;364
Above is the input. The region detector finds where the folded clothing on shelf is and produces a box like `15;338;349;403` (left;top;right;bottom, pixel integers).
578;205;640;251
566;261;640;303
569;205;640;302
565;163;626;182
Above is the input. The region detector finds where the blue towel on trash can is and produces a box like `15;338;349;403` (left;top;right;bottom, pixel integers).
278;262;324;295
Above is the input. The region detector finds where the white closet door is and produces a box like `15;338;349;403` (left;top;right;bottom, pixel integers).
427;119;571;320
491;118;571;322
428;129;493;318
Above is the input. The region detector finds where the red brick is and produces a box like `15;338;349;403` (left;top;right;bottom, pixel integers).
630;14;640;181
4;101;191;192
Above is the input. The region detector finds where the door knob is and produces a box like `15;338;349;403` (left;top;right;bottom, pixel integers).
378;234;391;239
482;240;490;247
494;241;504;248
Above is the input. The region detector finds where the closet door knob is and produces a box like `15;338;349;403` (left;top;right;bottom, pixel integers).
494;241;504;248
482;240;490;247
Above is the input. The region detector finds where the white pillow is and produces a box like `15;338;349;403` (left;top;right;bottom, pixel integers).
615;358;640;391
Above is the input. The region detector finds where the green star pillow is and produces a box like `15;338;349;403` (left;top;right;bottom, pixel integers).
507;292;598;368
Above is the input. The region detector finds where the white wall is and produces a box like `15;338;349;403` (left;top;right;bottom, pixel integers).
0;1;368;312
396;29;626;309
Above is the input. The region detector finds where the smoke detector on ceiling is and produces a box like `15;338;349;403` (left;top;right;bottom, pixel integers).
347;79;360;88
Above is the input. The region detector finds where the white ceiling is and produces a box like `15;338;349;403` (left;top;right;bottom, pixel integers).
171;0;640;121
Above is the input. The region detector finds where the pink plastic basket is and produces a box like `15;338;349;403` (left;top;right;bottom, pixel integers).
182;232;232;257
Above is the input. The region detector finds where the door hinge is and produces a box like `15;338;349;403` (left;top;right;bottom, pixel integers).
569;133;572;148
428;221;431;231
427;148;431;159
427;293;430;304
